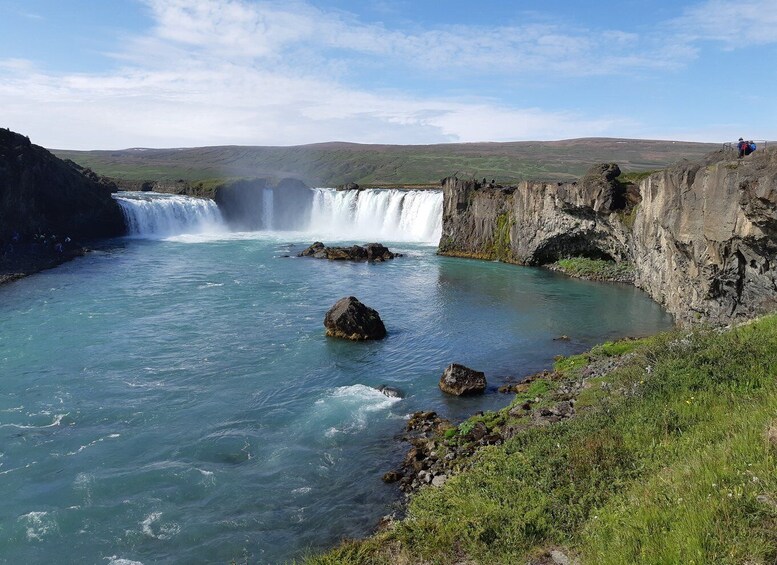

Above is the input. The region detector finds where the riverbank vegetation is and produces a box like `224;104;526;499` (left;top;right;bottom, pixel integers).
548;257;635;283
305;314;777;564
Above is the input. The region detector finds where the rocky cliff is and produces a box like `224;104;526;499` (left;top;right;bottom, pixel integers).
439;149;777;325
0;128;125;241
214;177;311;230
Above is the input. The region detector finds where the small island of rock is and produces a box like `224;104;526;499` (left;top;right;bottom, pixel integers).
299;242;401;262
324;296;387;340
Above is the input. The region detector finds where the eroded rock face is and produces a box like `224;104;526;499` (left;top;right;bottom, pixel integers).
438;165;632;267
0;128;125;241
631;151;777;324
438;363;486;396
324;296;387;340
438;150;777;326
214;177;310;230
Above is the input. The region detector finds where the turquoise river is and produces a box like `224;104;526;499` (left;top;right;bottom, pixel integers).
0;189;673;564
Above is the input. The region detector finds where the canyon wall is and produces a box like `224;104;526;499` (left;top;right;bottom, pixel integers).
0;129;125;240
439;149;777;325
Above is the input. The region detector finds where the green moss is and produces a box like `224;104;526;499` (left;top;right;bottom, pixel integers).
617;203;639;229
554;257;634;281
490;213;513;261
618;170;658;184
591;338;644;358
554;353;590;376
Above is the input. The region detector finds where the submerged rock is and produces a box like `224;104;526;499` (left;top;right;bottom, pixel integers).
438;363;486;396
377;385;404;398
298;242;400;262
324;296;387;340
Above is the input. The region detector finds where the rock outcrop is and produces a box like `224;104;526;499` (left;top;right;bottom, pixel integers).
438;149;777;325
324;296;387;340
0;128;125;241
298;242;400;262
214;177;310;230
438;363;487;396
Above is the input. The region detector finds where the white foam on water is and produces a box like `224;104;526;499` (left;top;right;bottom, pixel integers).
140;512;180;540
19;511;57;541
312;384;402;437
0;413;69;430
105;557;144;565
0;461;38;476
66;433;121;456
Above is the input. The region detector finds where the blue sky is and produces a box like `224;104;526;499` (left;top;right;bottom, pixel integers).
0;0;775;149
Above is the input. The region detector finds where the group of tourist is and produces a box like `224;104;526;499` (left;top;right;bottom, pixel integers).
738;138;757;159
1;230;73;258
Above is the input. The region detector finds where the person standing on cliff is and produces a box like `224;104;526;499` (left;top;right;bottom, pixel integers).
738;138;747;158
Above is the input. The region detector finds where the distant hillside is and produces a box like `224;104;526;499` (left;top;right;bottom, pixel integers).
53;138;720;188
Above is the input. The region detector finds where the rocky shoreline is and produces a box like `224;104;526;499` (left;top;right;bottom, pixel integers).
0;242;87;286
382;351;631;503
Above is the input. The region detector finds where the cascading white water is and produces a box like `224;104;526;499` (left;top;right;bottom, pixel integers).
113;192;226;237
262;189;274;231
306;188;443;243
113;188;443;244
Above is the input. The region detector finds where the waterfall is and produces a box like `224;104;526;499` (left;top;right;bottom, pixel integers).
114;192;226;237
305;189;443;243
113;188;443;244
262;189;274;231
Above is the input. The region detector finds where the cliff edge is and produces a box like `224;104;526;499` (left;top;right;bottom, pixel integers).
439;148;777;325
0;128;125;241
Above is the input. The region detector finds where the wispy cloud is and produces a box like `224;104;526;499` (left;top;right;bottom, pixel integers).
674;0;777;47
0;0;762;149
137;0;690;76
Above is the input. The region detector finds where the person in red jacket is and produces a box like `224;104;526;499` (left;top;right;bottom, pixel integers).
738;138;747;158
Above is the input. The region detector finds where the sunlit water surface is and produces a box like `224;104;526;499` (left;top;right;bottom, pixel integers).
0;222;673;564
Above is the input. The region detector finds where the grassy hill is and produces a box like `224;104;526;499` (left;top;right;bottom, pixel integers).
53;138;720;188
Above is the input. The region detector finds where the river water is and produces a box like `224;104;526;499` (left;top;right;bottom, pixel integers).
0;189;672;564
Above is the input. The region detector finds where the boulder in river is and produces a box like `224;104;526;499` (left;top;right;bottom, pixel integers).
299;242;400;262
438;363;486;396
324;296;387;340
377;385;403;398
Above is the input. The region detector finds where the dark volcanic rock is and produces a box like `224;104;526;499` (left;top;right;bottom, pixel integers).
214;177;310;230
324;296;387;340
377;385;404;398
0;128;125;241
439;363;486;396
337;182;360;191
298;242;400;262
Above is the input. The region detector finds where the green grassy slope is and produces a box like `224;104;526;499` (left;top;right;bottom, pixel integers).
53;138;719;187
305;315;777;564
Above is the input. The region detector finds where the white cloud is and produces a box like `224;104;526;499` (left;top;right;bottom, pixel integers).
1;0;744;149
676;0;777;47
